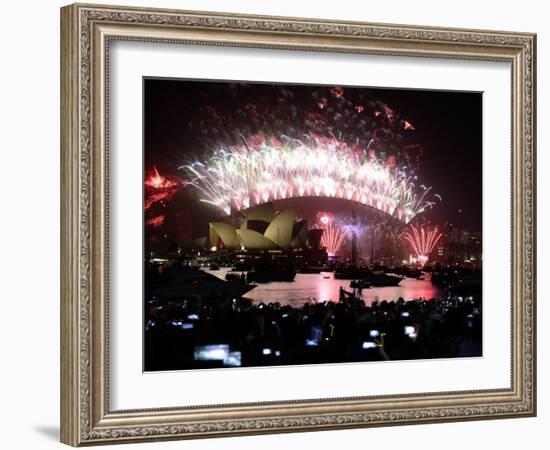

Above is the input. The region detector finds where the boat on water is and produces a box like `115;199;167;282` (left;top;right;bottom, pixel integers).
247;266;296;283
431;268;482;293
365;271;403;287
153;267;256;299
350;279;371;289
389;266;423;279
335;267;402;287
431;269;481;295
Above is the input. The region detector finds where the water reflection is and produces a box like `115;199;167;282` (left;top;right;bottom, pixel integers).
204;268;444;307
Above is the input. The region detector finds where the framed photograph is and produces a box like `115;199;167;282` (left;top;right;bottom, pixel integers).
60;3;536;446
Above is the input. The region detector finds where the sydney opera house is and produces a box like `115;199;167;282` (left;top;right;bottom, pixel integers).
208;203;323;252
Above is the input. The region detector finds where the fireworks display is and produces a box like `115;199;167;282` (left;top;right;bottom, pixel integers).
402;224;443;266
316;212;348;257
141;80;483;268
182;135;435;223
142;80;486;373
170;83;426;175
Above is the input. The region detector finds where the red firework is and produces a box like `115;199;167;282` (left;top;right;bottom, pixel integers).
144;166;183;228
144;166;179;190
402;224;443;266
145;215;165;228
144;192;170;210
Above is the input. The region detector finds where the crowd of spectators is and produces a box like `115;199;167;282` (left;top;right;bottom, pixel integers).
144;293;482;371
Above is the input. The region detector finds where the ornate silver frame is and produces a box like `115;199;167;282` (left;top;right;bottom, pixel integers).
60;3;536;446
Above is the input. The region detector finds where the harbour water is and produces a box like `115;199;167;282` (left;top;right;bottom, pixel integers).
204;267;445;308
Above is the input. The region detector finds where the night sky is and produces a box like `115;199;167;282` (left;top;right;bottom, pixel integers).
144;78;482;243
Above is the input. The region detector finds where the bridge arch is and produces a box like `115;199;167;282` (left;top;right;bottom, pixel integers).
183;136;434;223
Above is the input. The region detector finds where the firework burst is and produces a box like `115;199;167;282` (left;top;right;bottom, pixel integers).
144;166;181;212
144;167;194;228
402;224;443;266
182;135;436;223
315;212;348;257
145;166;179;190
145;215;165;228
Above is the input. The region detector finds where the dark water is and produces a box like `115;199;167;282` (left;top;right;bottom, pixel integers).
204;268;445;308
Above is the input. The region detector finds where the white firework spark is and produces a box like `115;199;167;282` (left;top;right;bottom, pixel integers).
181;135;435;223
315;212;348;257
403;224;443;266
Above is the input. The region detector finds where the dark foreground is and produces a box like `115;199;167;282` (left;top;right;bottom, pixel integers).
144;293;482;371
